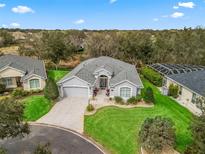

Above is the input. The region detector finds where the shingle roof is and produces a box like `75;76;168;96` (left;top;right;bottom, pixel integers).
167;70;205;97
0;54;47;80
59;56;143;87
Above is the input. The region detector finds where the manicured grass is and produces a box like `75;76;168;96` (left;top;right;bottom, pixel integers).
23;95;52;121
84;79;194;154
47;70;69;82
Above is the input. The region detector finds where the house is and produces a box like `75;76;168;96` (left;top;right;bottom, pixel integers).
58;56;143;100
0;54;47;91
149;63;205;115
164;71;205;115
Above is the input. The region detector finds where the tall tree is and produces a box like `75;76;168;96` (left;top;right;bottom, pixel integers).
0;30;15;47
42;31;76;69
0;98;29;139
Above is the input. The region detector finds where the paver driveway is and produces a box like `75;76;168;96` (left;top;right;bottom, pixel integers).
37;97;88;133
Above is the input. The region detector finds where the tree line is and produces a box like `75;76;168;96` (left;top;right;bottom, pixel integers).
1;27;205;67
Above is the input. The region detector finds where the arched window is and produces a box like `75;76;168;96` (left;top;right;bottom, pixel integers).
120;87;131;98
29;79;40;89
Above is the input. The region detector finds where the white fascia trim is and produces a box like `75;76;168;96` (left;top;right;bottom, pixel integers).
93;68;112;76
57;75;90;86
165;76;204;98
0;66;25;75
23;73;45;81
62;85;88;88
111;80;141;88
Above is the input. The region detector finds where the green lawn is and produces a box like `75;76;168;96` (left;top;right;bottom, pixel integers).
47;70;69;82
23;95;52;121
84;79;194;154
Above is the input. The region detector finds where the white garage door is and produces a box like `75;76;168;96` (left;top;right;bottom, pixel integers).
63;86;88;98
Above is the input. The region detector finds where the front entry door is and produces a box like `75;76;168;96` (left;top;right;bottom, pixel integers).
100;77;108;89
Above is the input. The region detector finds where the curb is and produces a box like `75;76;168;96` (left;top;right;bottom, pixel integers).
29;122;106;154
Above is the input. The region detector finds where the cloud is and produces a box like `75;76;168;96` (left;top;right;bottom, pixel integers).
74;19;85;25
110;0;117;4
12;5;34;14
177;2;195;8
173;6;179;9
171;12;184;18
1;24;7;28
10;23;20;28
0;3;6;8
153;18;159;22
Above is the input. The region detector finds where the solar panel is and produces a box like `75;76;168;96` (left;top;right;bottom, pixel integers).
149;63;205;76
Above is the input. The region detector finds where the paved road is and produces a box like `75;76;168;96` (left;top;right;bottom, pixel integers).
0;125;103;154
37;97;88;133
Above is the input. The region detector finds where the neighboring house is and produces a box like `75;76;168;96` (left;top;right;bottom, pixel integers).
149;63;205;115
58;56;143;100
0;54;47;91
164;71;205;114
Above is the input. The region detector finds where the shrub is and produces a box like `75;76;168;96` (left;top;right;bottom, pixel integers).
0;84;6;94
12;88;43;98
34;143;51;154
127;97;137;104
44;78;59;100
0;147;7;154
141;67;163;87
144;87;155;103
86;104;95;112
12;88;29;98
185;116;205;154
168;84;179;98
139;116;176;154
114;96;124;104
135;95;142;102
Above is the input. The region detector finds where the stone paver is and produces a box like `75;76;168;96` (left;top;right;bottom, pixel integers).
0;125;103;154
37;97;88;133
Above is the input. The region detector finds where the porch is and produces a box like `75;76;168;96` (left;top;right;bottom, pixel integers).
90;90;113;108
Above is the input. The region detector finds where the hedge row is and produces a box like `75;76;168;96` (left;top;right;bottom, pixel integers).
141;67;163;87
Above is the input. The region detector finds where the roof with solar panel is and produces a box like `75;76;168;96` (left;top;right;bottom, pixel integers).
149;63;205;76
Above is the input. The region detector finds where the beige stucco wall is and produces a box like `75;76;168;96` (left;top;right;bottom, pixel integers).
165;78;203;115
0;67;24;78
166;79;201;104
23;75;46;91
179;87;193;104
165;78;194;104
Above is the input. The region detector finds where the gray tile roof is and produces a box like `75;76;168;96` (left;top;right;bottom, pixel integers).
59;56;143;87
167;70;205;97
0;54;47;80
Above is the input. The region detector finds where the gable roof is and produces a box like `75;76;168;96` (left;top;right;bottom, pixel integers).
0;54;47;80
167;70;205;97
58;56;143;88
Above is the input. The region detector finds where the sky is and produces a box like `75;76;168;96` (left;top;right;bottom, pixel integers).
0;0;205;30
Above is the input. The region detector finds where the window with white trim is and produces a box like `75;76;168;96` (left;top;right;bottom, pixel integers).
3;78;13;86
120;87;131;98
29;79;40;89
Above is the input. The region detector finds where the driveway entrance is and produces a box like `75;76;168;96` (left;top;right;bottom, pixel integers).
37;97;88;133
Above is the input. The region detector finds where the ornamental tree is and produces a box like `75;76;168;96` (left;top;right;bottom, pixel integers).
139;116;176;154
